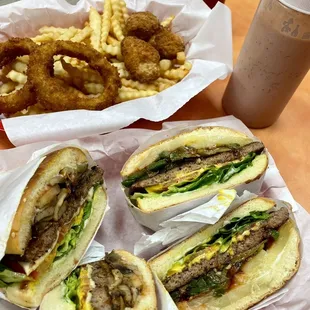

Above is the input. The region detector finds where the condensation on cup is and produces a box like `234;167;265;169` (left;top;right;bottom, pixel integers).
222;0;310;128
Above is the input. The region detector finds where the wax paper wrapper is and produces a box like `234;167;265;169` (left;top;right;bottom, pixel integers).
121;123;266;231
0;144;109;309
0;116;308;309
147;196;302;310
0;0;233;147
0;240;106;310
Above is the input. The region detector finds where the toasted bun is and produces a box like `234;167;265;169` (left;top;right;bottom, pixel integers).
136;154;268;212
121;126;253;177
6;147;88;255
149;198;300;310
40;250;157;310
4;185;107;308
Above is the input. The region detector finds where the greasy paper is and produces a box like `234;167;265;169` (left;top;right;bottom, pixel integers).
0;0;233;146
0;116;308;310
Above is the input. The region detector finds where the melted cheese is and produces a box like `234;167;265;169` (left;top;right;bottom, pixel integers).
77;265;95;310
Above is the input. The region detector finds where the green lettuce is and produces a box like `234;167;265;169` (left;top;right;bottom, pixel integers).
55;199;92;260
64;267;80;306
131;153;256;200
0;263;28;288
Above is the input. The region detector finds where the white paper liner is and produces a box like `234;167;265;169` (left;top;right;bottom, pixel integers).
0;116;308;309
0;0;233;146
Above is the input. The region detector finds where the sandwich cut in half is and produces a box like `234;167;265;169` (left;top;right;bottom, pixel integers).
0;147;108;308
40;250;157;310
121;127;268;213
149;197;300;310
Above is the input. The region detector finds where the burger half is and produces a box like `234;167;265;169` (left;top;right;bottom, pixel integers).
121;127;268;213
0;147;107;308
40;250;157;310
149;197;300;309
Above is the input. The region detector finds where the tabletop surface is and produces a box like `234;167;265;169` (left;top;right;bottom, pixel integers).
0;0;309;212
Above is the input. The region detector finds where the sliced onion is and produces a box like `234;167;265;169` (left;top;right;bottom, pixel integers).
37;185;60;208
49;175;65;186
35;206;54;223
53;188;68;221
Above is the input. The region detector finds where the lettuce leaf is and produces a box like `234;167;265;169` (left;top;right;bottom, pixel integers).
131;153;256;200
55;199;92;260
0;263;28;287
64;267;80;306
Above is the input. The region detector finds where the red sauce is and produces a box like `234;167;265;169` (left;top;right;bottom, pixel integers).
30;270;39;280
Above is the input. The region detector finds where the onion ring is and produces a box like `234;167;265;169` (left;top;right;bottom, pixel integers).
0;38;37;114
28;41;121;111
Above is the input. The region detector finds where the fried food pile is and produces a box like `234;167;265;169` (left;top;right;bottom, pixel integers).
0;0;192;116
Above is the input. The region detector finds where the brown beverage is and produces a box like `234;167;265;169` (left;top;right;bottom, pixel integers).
222;0;310;128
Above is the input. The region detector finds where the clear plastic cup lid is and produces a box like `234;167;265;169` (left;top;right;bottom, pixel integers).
279;0;310;14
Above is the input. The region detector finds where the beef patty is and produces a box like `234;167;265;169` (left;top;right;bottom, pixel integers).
23;166;103;263
164;207;289;292
131;142;264;191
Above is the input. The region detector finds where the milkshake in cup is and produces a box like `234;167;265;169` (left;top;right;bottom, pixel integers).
222;0;310;128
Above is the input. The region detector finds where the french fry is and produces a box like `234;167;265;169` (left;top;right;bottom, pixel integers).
60;58;103;83
57;27;79;41
84;82;104;94
71;26;92;43
163;61;192;81
121;78;157;91
12;61;28;74
159;59;173;72
111;14;125;41
32;32;59;43
176;51;186;65
119;0;129;21
39;26;70;35
101;0;112;45
16;55;29;64
161;15;175;28
89;7;102;52
111;0;126;32
0;81;17;95
155;77;176;86
102;42;122;57
6;70;27;84
117;88;158;102
107;35;120;46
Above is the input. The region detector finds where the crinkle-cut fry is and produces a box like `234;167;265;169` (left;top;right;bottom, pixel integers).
107;35;120;46
101;0;112;45
111;0;126;31
0;63;13;83
39;26;69;35
16;55;29;64
111;62;129;78
71;26;92;43
161;15;175;28
89;7;102;52
121;78;157;91
111;62;125;69
159;59;173;72
53;60;71;80
155;77;176;86
84;82;104;94
6;70;27;84
111;15;125;41
158;83;174;92
119;0;129;21
176;51;186;65
57;26;79;41
60;58;102;83
9;103;48;117
0;81;17;95
163;61;192;81
32;32;59;43
12;61;27;74
102;42;122;57
117;88;158;102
